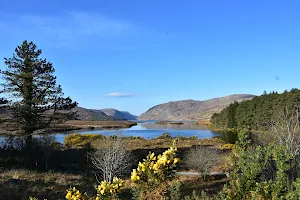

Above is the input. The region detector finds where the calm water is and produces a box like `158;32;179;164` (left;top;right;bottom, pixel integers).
54;122;237;144
0;122;238;145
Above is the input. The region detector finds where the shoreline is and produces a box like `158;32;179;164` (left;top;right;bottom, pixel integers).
0;120;138;136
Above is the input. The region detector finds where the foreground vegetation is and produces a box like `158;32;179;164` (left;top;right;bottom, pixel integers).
0;133;231;199
4;130;300;200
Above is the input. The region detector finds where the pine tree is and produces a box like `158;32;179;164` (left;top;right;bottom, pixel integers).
0;40;77;134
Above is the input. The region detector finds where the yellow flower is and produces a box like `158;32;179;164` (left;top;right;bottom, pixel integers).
174;158;180;164
113;184;118;189
153;163;159;171
65;192;72;199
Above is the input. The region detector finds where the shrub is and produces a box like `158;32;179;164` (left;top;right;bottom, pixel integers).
65;177;124;200
131;141;180;199
168;181;182;200
91;134;132;182
186;146;219;178
156;132;172;139
220;143;235;150
221;131;295;199
64;134;105;148
96;177;125;199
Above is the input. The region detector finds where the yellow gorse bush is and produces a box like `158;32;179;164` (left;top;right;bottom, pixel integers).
96;177;125;197
131;141;180;187
65;177;124;200
64;134;105;148
65;187;84;200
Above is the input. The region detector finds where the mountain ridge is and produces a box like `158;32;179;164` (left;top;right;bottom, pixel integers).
138;94;255;121
73;107;137;121
100;108;138;120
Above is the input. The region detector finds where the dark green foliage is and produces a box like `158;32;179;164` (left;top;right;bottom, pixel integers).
0;98;8;114
0;41;77;133
211;89;300;130
220;131;297;199
226;101;239;129
168;181;182;200
0;98;8;105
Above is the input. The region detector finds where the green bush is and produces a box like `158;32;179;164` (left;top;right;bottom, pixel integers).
220;131;295;199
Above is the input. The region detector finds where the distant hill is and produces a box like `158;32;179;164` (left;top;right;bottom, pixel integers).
73;107;137;121
100;109;138;120
0;106;137;121
73;107;114;121
138;94;255;121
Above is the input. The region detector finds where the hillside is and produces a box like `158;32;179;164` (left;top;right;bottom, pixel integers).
138;94;255;121
100;109;138;120
0;106;137;121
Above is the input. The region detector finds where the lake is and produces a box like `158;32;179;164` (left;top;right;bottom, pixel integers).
0;122;237;145
54;121;237;144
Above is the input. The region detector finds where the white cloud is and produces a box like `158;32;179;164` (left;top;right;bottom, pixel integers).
106;93;135;97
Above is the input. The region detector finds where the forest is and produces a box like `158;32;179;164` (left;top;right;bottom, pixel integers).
211;89;300;130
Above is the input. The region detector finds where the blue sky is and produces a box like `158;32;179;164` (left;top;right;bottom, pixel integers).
1;0;300;115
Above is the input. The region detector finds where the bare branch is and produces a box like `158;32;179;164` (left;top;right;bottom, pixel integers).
90;131;132;182
185;145;220;178
271;106;300;156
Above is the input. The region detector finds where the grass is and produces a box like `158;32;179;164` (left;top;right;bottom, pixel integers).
0;120;137;136
0;169;230;199
0;133;234;199
0;169;95;200
179;175;230;197
90;136;233;150
64;120;137;129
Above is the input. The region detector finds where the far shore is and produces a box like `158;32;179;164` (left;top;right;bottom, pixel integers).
0;120;138;136
155;121;184;125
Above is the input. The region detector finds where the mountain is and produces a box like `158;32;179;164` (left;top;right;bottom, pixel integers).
73;107;137;121
138;94;255;121
1;106;137;121
100;109;138;120
73;106;114;121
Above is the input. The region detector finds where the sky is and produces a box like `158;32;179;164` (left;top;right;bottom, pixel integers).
1;0;300;115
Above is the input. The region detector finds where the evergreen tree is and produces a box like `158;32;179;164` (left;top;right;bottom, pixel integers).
0;40;77;134
227;101;239;128
211;88;300;131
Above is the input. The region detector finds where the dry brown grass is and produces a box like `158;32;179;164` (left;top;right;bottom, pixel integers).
0;120;137;136
0;169;94;200
64;120;137;128
91;136;229;150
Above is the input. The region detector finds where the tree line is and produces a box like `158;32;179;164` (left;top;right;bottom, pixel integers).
211;89;300;130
